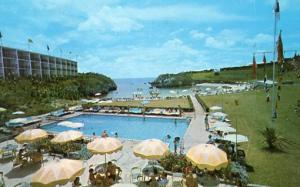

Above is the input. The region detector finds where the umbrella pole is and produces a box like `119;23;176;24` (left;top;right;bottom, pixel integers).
235;118;238;161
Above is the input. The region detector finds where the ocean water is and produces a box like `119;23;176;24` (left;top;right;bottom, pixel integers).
105;78;154;98
105;77;194;98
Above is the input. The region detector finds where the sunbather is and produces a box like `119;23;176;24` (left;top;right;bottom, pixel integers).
106;161;122;181
89;168;104;186
184;173;197;187
72;177;81;187
13;149;27;167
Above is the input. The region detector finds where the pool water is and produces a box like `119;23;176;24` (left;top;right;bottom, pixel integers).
42;114;189;143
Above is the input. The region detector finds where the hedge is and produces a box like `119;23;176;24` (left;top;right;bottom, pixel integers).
195;95;210;112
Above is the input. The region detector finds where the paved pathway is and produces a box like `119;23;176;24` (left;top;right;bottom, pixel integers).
183;95;210;151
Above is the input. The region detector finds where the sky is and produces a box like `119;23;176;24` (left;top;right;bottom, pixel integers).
1;0;300;78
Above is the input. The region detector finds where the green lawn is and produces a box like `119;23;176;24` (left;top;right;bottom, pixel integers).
98;98;193;110
200;85;300;186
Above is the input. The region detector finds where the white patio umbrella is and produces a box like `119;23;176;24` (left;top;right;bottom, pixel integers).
112;184;137;187
9;118;27;124
223;134;248;143
0;107;7;112
211;112;227;119
169;90;176;94
210;122;231;129
57;121;84;129
209;106;222;111
214;126;236;133
12;111;25;115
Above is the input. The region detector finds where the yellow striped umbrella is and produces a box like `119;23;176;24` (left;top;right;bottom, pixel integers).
87;137;122;154
31;159;84;187
87;137;122;163
15;129;48;144
186;144;228;171
133;139;168;160
51;130;83;144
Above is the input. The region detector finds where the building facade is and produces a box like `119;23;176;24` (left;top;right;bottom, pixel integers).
0;46;77;79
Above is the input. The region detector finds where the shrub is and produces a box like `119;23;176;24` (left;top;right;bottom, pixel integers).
230;162;249;186
160;153;189;172
195;95;209;112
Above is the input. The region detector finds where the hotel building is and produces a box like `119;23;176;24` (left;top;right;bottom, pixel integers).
0;46;77;79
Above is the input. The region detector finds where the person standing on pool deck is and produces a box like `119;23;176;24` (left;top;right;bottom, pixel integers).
173;137;180;154
205;114;209;131
114;132;118;138
92;132;97;140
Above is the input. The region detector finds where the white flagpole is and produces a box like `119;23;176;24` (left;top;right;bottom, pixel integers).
272;0;279;119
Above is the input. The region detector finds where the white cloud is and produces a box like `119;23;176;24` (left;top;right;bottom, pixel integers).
78;38;208;78
77;4;245;33
78;6;143;32
245;33;273;45
204;29;246;49
190;30;207;40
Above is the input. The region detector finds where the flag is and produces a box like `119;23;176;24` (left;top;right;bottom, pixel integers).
277;31;284;65
47;45;50;51
263;53;267;75
28;38;33;43
274;0;280;20
0;31;2;38
252;54;257;79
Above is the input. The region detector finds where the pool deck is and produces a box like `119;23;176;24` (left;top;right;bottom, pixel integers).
0;95;218;186
183;95;210;151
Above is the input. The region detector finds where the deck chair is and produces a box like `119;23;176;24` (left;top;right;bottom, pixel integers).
182;174;197;187
68;145;92;160
0;172;5;187
130;166;143;183
171;172;183;187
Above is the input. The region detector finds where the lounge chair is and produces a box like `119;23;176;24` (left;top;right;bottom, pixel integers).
130;166;143;183
14;182;31;187
0;172;5;187
171;172;183;187
68;145;92;160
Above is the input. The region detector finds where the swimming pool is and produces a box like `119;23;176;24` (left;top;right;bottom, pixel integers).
42;114;189;142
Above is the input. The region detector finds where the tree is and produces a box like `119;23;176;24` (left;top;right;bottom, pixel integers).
261;127;291;150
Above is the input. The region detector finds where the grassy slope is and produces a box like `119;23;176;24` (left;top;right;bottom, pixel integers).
152;60;300;88
200;85;300;186
191;63;299;83
98;98;193;109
